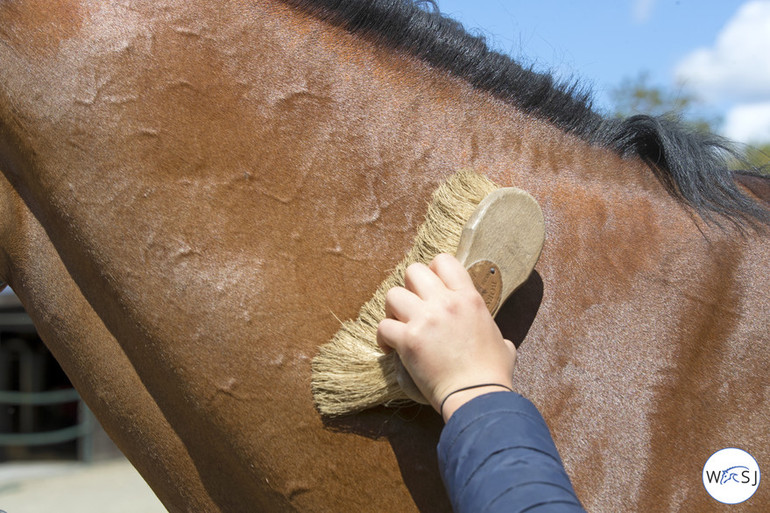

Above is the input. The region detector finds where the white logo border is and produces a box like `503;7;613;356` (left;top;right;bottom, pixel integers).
703;447;761;505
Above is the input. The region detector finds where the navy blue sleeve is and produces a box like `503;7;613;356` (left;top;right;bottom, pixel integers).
437;391;585;513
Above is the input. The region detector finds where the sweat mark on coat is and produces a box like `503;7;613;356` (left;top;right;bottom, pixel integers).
0;0;87;58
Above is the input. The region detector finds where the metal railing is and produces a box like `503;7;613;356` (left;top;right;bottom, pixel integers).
0;388;94;461
0;308;96;462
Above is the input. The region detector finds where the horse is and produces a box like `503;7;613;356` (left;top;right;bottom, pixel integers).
0;1;767;511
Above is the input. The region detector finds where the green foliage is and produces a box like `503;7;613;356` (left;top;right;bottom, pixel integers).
745;143;770;172
609;72;720;132
611;72;769;175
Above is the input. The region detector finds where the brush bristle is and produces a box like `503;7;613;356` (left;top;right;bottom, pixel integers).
311;170;499;416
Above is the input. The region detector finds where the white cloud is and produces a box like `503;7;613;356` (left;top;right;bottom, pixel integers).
722;102;770;143
675;1;770;103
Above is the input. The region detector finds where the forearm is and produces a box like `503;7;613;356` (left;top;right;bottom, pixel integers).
438;392;585;513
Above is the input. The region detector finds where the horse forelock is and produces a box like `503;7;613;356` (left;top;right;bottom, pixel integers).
283;0;770;229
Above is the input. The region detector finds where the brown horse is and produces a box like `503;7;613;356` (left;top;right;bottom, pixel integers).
1;1;768;511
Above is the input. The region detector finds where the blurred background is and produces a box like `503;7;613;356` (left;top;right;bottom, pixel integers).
1;1;767;512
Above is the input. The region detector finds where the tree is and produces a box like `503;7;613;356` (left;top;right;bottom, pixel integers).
609;71;719;133
745;143;770;170
610;72;768;173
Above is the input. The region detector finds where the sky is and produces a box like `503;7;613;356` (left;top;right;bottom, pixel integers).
435;0;770;145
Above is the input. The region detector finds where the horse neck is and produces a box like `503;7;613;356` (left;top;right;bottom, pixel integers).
0;0;661;351
4;5;763;512
0;0;629;197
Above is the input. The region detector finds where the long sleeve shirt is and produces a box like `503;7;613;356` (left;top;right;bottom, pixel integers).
437;391;586;513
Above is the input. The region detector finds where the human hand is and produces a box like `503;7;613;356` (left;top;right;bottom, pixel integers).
376;253;517;421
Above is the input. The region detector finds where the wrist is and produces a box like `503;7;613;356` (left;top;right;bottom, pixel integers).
440;383;513;422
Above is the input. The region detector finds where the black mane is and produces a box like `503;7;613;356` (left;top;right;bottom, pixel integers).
285;0;769;227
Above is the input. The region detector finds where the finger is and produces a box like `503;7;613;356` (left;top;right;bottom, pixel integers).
376;318;407;353
404;262;446;299
429;253;475;291
384;286;422;322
